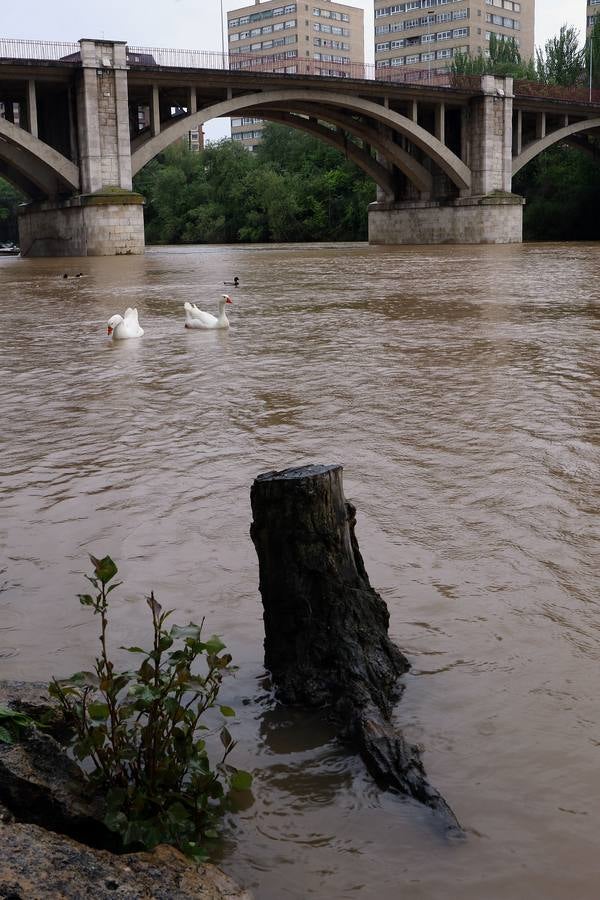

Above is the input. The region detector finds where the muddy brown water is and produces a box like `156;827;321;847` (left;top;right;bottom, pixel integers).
1;242;599;899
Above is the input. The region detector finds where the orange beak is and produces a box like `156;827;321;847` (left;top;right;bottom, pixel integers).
107;326;113;335
226;298;233;304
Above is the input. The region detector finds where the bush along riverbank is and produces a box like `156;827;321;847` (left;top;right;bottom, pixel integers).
0;555;251;899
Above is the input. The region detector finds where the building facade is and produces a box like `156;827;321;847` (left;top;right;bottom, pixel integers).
373;0;534;80
587;0;600;34
227;0;364;149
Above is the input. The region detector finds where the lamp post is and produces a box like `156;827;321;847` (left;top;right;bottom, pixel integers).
220;0;225;67
590;32;594;103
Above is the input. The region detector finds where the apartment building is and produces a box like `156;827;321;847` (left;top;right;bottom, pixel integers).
374;0;534;79
227;0;364;149
587;1;600;33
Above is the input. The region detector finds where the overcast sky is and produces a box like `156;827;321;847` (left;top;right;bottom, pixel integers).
3;1;587;141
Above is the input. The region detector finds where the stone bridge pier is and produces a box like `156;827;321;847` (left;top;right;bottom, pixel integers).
18;40;144;257
368;76;524;245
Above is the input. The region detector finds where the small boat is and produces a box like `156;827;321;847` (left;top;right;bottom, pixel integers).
0;242;19;256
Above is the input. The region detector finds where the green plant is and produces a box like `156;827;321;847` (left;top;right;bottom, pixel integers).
0;705;38;744
49;555;251;861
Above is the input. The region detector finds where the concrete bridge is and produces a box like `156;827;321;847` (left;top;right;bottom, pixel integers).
1;37;600;255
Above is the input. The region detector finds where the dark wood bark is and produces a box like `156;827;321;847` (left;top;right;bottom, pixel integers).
250;464;461;832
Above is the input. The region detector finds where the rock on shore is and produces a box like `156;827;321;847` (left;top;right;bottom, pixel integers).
0;682;251;900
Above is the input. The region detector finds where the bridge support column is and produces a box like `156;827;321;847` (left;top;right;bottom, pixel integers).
368;194;523;245
368;76;524;245
19;39;145;257
18;192;144;258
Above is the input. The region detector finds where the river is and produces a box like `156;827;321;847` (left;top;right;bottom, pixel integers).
1;242;599;899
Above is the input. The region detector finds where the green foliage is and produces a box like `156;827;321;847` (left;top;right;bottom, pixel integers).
0;705;38;744
451;35;536;79
536;25;585;86
133;124;375;244
514;144;600;241
0;177;23;240
585;19;600;87
49;555;251;862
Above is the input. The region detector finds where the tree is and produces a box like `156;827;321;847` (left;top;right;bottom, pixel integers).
0;177;23;242
536;25;585;86
513;144;600;241
451;35;536;80
585;19;600;88
132;124;375;244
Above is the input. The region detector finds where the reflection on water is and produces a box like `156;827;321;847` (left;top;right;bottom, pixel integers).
1;242;599;899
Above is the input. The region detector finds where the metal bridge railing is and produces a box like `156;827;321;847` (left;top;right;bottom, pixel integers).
127;44;457;87
4;38;600;103
0;37;79;61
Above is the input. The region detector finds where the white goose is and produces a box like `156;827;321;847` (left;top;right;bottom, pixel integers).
184;294;232;330
107;307;144;340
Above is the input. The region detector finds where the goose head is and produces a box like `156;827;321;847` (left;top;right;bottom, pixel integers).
222;294;233;305
107;314;123;335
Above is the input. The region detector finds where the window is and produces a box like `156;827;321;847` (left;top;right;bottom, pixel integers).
437;30;451;40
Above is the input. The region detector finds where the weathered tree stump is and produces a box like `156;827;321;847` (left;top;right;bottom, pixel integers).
250;464;461;832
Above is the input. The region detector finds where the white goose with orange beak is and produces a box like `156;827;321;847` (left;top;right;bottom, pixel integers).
184;294;232;330
107;307;144;339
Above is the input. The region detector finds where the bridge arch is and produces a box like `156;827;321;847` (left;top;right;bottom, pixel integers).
252;110;397;196
512;117;600;176
254;101;433;194
0;117;79;199
131;89;471;193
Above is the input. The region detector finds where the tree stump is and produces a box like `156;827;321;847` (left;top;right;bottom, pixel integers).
250;464;461;832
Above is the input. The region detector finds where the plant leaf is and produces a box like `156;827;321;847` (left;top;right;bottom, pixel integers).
230;770;252;791
205;636;226;654
0;725;14;744
89;555;118;585
88;703;110;721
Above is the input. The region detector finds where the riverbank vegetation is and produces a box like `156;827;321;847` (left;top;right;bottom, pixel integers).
0;179;21;243
49;554;250;861
132;125;375;244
